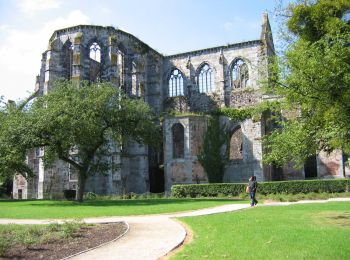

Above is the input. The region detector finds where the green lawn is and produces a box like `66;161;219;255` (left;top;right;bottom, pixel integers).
173;202;350;260
0;198;245;219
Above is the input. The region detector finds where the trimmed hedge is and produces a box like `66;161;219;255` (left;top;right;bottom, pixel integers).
171;179;350;198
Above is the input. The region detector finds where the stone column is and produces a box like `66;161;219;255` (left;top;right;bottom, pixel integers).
72;32;83;81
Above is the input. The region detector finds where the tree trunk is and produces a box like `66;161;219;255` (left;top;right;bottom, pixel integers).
77;171;86;202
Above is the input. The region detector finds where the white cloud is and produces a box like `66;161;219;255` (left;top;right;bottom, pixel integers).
18;0;62;14
0;25;9;32
0;10;90;101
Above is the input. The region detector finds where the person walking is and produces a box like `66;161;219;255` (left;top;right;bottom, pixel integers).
248;176;258;206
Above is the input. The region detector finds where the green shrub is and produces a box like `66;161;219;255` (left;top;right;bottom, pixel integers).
171;179;350;198
84;192;97;200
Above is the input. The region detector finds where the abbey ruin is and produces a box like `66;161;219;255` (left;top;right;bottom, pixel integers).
12;14;349;199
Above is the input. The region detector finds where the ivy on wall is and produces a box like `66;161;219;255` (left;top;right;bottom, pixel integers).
197;116;228;183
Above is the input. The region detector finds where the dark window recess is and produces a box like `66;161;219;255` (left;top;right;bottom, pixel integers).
172;123;185;158
304;155;317;178
61;40;73;80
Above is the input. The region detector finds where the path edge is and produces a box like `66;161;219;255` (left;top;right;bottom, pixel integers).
60;220;130;260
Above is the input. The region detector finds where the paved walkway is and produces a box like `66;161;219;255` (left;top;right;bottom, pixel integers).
1;198;349;260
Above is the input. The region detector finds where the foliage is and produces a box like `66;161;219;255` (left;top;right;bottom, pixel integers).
265;0;350;166
171;179;350;198
197;116;228;183
84;192;97;200
0;81;160;202
0;100;34;181
0;199;238;219
173;202;350;259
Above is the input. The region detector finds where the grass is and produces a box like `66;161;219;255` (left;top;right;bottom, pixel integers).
173;202;350;260
0;198;245;219
253;192;350;202
0;221;86;256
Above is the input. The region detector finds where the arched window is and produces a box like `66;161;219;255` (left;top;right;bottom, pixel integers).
169;69;184;97
89;42;101;63
61;40;73;80
232;59;249;88
89;42;101;82
172;123;184;158
198;64;215;93
132;62;137;96
229;127;243;160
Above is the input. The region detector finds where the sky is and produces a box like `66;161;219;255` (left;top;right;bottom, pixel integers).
0;0;286;102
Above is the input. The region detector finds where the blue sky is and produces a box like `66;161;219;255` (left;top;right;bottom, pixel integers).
0;0;286;101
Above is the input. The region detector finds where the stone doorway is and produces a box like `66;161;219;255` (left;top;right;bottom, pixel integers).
18;189;22;199
305;155;317;178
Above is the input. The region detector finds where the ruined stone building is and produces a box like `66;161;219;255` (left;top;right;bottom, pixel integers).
13;13;349;199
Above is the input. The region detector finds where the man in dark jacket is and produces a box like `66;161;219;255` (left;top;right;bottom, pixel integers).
248;175;258;206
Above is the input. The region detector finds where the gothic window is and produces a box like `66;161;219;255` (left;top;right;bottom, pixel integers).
61;40;73;80
198;64;215;93
89;42;101;63
172;123;184;158
232;59;249;88
89;42;101;82
169;69;184;97
229;127;243;160
131;62;141;97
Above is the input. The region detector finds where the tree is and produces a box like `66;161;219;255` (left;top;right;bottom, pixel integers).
198;116;228;183
0;99;33;182
0;81;160;201
264;0;350;167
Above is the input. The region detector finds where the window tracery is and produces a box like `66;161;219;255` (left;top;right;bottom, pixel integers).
198;64;215;93
232;59;249;88
169;69;184;97
89;42;101;63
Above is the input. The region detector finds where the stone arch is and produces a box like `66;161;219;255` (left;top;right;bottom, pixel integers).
229;57;251;89
228;125;243;160
195;62;216;93
172;123;185;159
60;39;73;80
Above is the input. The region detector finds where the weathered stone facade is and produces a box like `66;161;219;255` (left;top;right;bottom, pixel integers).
12;13;348;199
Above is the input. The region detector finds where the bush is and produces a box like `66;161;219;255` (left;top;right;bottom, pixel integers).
63;189;76;200
84;192;97;200
171;179;350;198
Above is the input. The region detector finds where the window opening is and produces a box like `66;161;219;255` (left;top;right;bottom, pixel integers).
198;64;215;93
172;123;184;158
89;42;101;63
232;59;249;88
169;69;184;97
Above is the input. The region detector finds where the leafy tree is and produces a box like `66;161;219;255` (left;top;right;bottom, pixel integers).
198;116;228;183
264;0;350;167
0;99;33;182
0;81;160;202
